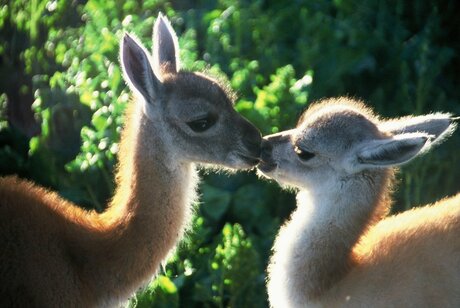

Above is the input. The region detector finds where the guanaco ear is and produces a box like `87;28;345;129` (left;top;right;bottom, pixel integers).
120;33;162;104
379;113;456;145
152;13;180;75
350;133;429;170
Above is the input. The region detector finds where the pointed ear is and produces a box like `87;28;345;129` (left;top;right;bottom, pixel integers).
379;113;457;145
120;33;161;104
152;13;180;75
351;133;429;170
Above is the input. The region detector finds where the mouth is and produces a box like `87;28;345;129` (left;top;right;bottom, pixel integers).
257;142;277;173
257;159;277;173
237;153;261;167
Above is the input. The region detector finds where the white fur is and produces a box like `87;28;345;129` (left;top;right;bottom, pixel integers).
260;98;458;307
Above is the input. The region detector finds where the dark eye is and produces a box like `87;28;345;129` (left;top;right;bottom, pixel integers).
294;146;315;161
187;116;216;132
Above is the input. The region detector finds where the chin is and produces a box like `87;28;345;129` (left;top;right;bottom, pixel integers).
256;167;302;191
224;153;260;170
228;161;257;171
256;165;279;182
256;158;279;177
198;159;255;173
256;168;272;180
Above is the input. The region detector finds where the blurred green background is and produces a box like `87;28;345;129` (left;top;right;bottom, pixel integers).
1;0;459;306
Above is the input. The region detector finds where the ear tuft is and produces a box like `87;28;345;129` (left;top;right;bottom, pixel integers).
152;13;180;76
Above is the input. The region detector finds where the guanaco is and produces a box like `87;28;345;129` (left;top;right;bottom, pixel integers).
0;14;261;307
258;97;459;307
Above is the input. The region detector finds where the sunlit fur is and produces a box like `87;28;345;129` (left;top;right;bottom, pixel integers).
0;14;261;307
259;97;459;307
0;101;198;307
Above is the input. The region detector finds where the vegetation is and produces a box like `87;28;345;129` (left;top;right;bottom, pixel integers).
1;0;459;306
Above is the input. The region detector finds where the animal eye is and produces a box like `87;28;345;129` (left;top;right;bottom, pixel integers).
294;146;315;161
187;116;216;132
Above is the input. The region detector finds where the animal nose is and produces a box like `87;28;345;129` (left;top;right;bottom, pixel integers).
242;132;262;158
240;119;262;158
261;139;273;160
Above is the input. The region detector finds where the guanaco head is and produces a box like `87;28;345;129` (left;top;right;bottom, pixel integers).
120;14;261;169
258;97;456;190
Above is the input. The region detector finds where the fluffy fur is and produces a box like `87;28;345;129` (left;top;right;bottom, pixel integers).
0;14;261;306
259;97;459;307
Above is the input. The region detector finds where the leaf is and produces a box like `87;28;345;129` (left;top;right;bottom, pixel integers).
131;275;179;308
91;111;108;131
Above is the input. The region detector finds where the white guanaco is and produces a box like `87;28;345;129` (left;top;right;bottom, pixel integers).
259;97;459;307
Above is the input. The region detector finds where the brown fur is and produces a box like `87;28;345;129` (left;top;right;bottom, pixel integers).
323;193;460;307
0;14;262;306
0;103;196;306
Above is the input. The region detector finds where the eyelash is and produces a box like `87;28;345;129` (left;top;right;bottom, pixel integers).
187;116;217;132
294;146;315;161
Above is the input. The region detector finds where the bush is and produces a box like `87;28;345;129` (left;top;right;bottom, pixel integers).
1;0;459;306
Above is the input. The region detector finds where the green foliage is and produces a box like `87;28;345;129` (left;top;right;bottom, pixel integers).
130;173;293;307
237;65;311;134
144;219;268;307
210;223;264;307
0;94;30;175
130;275;179;308
1;0;459;306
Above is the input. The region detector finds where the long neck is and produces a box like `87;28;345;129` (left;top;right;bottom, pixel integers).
71;103;198;304
268;170;393;307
